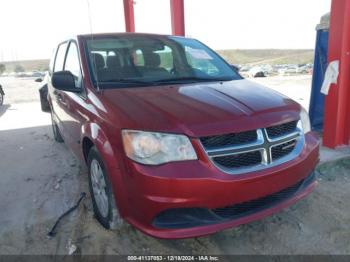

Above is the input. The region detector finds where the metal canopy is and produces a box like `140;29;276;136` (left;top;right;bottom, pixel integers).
123;0;185;36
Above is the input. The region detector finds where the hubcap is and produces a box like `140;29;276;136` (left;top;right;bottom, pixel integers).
90;159;109;217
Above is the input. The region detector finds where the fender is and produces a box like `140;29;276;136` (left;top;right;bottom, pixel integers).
81;122;130;218
81;122;119;169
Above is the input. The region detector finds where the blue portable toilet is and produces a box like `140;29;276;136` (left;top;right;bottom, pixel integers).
309;13;330;131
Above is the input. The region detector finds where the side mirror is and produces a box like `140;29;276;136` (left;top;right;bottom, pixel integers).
35;78;43;83
52;71;79;92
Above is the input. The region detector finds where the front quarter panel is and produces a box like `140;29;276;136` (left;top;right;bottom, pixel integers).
77;36;131;218
81;119;130;218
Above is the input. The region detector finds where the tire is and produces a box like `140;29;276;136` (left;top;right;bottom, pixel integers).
0;93;3;106
51;112;64;143
87;146;123;230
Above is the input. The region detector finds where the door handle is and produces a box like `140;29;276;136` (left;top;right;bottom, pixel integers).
56;93;67;107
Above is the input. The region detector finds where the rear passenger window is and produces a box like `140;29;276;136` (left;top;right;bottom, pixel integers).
53;42;68;72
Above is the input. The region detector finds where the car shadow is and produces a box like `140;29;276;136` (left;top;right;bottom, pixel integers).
0;104;11;118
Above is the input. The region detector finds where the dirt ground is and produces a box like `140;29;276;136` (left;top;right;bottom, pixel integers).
0;76;349;255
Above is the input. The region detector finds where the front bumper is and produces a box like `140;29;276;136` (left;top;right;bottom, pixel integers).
120;132;319;239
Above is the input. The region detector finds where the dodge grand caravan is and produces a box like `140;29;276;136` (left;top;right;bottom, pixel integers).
47;33;319;239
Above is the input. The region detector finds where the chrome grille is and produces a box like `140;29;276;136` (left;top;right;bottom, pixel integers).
200;120;304;175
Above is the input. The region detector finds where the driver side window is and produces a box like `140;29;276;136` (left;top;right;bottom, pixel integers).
64;42;82;88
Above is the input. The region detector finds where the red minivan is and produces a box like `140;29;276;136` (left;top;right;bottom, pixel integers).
47;33;319;239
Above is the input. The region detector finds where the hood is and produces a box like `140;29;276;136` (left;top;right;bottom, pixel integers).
101;79;301;137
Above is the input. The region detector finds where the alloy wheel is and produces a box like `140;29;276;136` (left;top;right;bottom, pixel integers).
90;159;109;218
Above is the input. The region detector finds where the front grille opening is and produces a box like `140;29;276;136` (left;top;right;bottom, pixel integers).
271;140;297;161
212;178;304;219
213;151;262;168
200;130;257;150
266;121;298;139
152;172;315;229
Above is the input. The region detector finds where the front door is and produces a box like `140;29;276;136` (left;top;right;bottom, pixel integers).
58;41;87;156
49;41;69;138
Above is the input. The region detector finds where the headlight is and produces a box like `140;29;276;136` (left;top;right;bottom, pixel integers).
299;108;311;134
121;130;197;165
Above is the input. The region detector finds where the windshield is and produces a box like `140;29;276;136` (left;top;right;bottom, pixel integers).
85;35;241;88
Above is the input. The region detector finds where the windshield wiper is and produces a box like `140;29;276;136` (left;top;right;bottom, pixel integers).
152;77;232;83
97;77;232;87
98;78;153;85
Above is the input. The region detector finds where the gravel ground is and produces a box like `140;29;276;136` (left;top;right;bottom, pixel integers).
0;76;349;255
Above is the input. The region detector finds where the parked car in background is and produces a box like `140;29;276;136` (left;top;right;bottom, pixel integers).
31;71;46;78
239;65;251;73
45;33;319;239
0;84;4;106
254;64;273;76
297;64;313;74
248;66;266;77
278;64;313;76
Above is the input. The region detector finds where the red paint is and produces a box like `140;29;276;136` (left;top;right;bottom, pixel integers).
101;79;301;137
323;0;350;148
123;132;319;238
130;178;318;239
47;33;319;238
123;0;135;32
170;0;185;36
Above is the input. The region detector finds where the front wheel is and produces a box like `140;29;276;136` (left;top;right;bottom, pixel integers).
0;93;3;106
87;146;124;230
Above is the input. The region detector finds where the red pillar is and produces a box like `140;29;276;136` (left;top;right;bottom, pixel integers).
123;0;135;32
170;0;185;36
323;0;350;148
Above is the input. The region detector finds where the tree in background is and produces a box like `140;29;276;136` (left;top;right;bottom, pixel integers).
14;64;25;73
0;64;5;75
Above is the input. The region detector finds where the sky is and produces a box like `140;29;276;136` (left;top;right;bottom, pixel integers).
0;0;331;61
